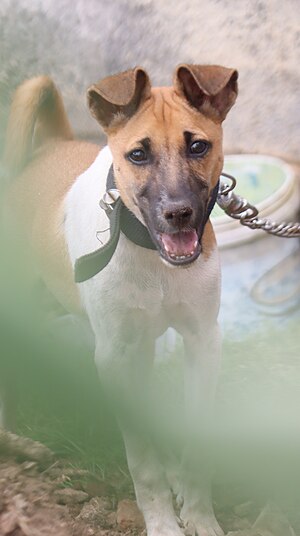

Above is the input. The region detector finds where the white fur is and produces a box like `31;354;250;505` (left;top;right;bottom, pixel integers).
64;146;223;536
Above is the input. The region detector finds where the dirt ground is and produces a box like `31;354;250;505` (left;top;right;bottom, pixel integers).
0;429;144;536
0;429;298;536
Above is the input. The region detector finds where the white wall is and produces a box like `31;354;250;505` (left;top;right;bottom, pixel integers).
1;0;299;160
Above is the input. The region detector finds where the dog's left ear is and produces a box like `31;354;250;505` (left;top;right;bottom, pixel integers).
87;67;151;131
174;64;238;122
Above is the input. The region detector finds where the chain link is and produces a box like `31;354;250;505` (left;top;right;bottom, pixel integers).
218;172;300;238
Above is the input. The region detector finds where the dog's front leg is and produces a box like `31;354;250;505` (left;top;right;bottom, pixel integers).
122;429;184;536
94;324;183;536
180;323;223;536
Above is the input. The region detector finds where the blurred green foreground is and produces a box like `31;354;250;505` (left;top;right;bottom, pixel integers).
0;182;299;534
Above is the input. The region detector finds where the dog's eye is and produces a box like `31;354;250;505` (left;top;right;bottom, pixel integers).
189;140;210;157
128;149;148;164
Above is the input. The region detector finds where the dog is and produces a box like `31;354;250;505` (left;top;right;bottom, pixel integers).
2;64;238;536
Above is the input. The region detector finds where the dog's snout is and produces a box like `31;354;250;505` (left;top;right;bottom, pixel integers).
163;204;193;227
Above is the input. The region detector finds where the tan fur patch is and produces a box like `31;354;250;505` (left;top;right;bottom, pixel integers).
202;221;217;259
5;140;100;312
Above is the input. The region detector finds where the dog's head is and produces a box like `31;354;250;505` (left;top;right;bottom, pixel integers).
87;65;238;266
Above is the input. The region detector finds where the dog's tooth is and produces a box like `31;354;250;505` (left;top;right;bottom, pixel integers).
193;240;198;248
168;251;196;261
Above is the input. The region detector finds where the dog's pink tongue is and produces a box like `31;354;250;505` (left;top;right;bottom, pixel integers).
161;229;198;256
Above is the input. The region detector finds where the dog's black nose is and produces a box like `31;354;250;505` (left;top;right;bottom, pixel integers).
163;203;193;228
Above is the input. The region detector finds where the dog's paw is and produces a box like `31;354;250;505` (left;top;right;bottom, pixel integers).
148;525;184;536
182;515;224;536
147;518;185;536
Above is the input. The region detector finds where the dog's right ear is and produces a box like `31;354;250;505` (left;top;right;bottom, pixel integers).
87;67;151;131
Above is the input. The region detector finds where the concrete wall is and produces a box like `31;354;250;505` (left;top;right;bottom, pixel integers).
0;0;299;160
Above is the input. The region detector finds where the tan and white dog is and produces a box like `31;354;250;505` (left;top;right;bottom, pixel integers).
3;65;238;536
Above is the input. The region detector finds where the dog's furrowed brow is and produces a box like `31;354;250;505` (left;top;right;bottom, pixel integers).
184;131;209;143
139;137;151;150
184;131;193;146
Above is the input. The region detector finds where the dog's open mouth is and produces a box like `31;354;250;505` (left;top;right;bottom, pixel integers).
157;228;201;266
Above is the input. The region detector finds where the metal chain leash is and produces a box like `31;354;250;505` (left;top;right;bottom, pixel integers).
100;172;300;239
218;172;300;238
